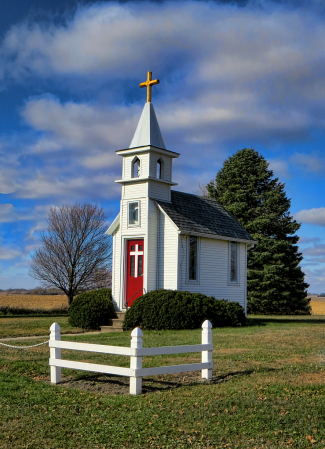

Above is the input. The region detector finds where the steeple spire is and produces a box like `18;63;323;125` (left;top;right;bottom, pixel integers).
129;71;165;149
129;103;166;149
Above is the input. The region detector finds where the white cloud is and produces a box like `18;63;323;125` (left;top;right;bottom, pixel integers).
290;153;325;173
302;243;325;257
0;246;23;260
0;203;53;224
0;1;325;145
268;159;291;178
294;208;325;227
299;236;321;244
304;267;325;294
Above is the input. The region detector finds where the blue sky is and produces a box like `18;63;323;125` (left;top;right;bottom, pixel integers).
0;0;325;292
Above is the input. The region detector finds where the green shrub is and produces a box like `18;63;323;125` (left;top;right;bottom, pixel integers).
69;288;116;330
123;289;246;330
0;306;68;316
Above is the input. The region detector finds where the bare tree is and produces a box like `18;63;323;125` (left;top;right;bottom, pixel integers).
29;203;112;307
86;267;112;290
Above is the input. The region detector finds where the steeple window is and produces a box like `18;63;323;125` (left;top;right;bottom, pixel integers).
156;157;164;180
131;157;141;178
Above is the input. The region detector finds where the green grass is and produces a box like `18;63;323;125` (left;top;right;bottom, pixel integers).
1;316;325;448
0;316;83;338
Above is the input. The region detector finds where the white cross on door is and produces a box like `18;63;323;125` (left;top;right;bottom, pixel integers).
130;243;144;278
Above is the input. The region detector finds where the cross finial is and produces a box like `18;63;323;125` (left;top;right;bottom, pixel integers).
139;71;160;103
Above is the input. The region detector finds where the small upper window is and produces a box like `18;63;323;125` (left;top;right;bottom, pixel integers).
129;202;139;225
132;157;140;178
156;157;164;179
189;236;198;281
157;159;161;179
230;242;238;283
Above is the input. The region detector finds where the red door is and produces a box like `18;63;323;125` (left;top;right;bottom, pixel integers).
126;239;144;307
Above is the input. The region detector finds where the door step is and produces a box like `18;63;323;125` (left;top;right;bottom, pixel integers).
101;312;126;333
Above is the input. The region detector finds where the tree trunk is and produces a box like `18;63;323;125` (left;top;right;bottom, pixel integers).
68;292;74;309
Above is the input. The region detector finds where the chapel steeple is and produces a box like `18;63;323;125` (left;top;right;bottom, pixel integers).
115;71;179;202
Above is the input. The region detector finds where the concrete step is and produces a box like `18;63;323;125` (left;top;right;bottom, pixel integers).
100;312;126;333
108;318;124;328
100;326;124;333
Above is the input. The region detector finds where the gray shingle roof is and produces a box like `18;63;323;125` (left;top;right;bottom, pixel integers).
156;190;254;242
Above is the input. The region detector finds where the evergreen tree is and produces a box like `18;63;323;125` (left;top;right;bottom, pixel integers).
206;148;310;315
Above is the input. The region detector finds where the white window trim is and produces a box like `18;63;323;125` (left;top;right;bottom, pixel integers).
127;200;140;228
228;241;240;286
131;156;141;179
186;235;200;285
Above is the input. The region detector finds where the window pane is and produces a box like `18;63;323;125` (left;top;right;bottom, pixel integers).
129;202;139;225
139;245;143;250
133;158;140;178
230;242;238;282
189;236;197;281
130;256;135;277
131;245;135;251
138;255;143;277
157;160;161;179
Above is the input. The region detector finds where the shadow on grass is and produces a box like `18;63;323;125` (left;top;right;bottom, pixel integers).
55;367;276;395
246;316;325;327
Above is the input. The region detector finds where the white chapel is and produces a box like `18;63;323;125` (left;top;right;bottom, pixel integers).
106;72;256;314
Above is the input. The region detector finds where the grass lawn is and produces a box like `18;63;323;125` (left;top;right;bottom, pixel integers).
1;316;325;448
0;316;83;338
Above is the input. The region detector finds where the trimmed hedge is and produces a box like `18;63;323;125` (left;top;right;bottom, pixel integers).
69;288;117;330
123;289;246;330
0;306;68;316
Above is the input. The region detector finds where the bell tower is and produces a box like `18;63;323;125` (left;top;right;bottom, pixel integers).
107;71;179;310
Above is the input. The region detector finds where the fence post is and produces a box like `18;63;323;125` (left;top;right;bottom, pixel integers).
50;322;62;384
130;327;143;395
202;320;212;380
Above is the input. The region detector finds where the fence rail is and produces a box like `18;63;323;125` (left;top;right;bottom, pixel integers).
49;320;213;395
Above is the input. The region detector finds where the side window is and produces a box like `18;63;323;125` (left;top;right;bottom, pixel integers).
229;242;239;283
131;157;140;178
188;236;199;282
156;157;164;180
128;202;139;226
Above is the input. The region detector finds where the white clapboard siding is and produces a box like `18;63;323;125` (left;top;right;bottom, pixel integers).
147;199;158;291
148;180;171;201
120;198;147;234
178;236;247;311
149;153;173;182
123;153;150;180
158;210;178;290
123;182;148;200
112;225;121;310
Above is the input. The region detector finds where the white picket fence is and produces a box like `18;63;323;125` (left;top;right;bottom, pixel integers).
49;320;213;395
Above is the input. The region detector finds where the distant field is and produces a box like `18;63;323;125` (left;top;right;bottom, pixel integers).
0;293;68;310
0;293;324;314
310;299;325;315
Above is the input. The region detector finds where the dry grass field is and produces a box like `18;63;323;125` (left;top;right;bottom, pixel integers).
1;292;324;314
0;292;68;310
310;298;325;315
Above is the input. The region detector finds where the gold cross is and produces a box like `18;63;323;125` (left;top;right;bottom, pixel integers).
139;71;160;103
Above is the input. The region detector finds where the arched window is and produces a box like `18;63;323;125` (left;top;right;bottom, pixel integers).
156;157;164;179
131;157;140;178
